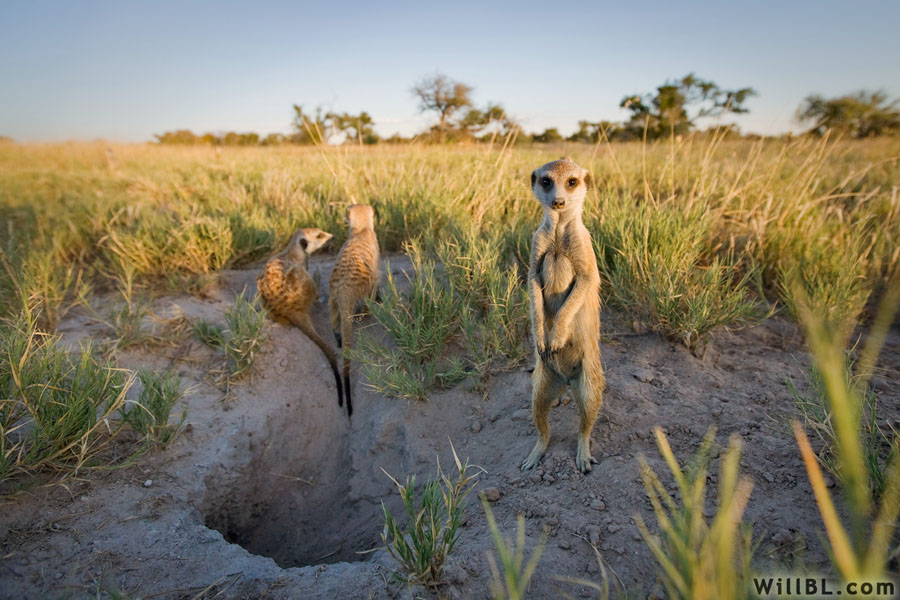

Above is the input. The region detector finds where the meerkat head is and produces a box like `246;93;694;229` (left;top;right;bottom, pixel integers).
289;227;333;257
345;204;376;232
531;158;593;214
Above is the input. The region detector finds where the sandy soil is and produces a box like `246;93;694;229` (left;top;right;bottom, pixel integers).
2;254;899;599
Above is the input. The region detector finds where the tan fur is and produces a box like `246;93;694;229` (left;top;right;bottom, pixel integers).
257;228;343;406
328;205;380;417
521;158;605;473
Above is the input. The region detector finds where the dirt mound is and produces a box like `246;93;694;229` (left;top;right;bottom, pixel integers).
2;255;899;599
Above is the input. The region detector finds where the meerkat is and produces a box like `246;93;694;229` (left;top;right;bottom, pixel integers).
257;228;343;406
329;204;380;418
521;158;605;474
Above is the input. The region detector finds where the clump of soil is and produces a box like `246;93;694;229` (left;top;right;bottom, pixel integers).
2;255;898;599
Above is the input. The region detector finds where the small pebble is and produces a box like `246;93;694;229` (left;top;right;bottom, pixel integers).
471;421;483;434
143;479;153;488
481;487;501;502
632;368;655;383
590;499;606;511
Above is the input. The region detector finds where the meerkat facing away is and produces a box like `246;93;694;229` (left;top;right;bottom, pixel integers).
521;158;605;474
257;228;343;406
329;204;380;418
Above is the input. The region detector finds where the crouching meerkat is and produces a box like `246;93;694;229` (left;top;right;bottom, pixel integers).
521;158;605;474
329;204;380;418
257;228;343;406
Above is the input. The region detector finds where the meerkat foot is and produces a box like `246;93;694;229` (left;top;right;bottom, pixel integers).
575;439;599;473
521;440;548;471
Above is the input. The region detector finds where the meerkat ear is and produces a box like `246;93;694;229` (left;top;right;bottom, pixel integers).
560;155;571;161
299;237;309;250
584;172;594;190
531;170;537;188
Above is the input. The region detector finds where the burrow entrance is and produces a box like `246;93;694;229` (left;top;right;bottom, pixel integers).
200;400;404;568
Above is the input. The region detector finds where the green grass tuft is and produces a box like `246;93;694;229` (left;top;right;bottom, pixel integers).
381;442;481;588
124;369;187;445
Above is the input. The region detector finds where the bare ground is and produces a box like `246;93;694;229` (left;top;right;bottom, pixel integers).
2;254;899;599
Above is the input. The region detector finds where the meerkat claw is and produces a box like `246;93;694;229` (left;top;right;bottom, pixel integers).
521;441;547;471
575;449;599;473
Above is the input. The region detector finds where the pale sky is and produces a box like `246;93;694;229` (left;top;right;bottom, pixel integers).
1;0;898;142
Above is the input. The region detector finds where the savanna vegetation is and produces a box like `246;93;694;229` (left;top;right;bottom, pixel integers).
1;130;899;595
150;72;900;148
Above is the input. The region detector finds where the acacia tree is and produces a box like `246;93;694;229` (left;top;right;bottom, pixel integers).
459;103;515;138
566;120;625;143
291;104;332;144
797;91;900;138
411;73;473;143
620;74;756;139
329;111;378;144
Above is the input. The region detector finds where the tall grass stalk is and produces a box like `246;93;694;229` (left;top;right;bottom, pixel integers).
482;498;547;600
790;280;900;580
635;427;754;600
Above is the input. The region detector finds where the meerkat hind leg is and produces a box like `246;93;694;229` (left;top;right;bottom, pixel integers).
521;361;566;471
572;363;604;473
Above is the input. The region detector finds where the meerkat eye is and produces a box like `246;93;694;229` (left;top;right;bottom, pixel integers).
541;177;552;188
568;178;578;188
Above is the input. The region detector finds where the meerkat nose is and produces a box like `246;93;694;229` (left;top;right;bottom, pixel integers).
552;198;566;209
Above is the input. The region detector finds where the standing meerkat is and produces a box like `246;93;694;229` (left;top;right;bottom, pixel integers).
521;158;605;474
329;204;380;417
257;228;343;406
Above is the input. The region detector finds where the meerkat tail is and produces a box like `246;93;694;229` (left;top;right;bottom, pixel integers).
339;307;354;418
290;315;344;409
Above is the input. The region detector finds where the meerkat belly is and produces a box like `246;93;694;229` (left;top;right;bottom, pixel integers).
540;252;575;317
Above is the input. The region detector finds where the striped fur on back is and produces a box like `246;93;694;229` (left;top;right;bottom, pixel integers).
328;205;380;417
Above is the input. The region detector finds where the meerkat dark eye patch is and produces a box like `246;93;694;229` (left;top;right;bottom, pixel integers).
541;177;552;188
567;178;578;188
299;238;309;250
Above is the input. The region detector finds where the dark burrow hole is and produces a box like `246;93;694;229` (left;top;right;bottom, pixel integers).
199;406;394;568
203;479;384;567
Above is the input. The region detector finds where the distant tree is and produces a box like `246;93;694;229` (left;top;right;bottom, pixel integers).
222;132;259;146
566;120;626;143
330;111;378;144
532;128;563;143
154;130;200;144
620;74;756;139
261;133;289;146
384;133;411;144
291;104;331;144
460;103;508;135
460;103;523;144
797;91;900;138
199;133;220;145
411;73;473;143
